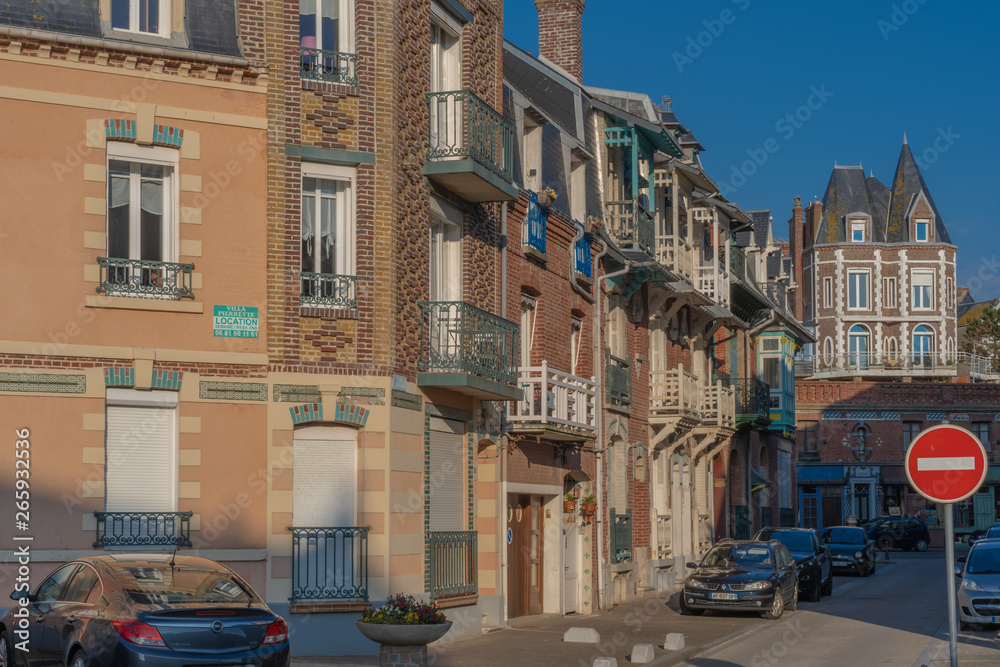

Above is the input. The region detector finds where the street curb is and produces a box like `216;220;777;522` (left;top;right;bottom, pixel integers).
647;618;772;666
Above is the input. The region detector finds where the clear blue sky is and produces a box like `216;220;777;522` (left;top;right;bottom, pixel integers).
503;0;1000;300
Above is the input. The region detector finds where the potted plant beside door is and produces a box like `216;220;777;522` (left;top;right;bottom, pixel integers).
581;492;597;520
356;594;451;667
564;492;577;513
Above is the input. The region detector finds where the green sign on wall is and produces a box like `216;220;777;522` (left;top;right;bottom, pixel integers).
213;305;259;338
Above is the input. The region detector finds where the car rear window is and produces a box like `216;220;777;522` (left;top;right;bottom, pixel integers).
115;565;253;605
824;528;865;545
770;532;813;552
986;526;1000;539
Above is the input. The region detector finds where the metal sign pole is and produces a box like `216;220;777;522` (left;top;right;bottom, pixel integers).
945;502;957;667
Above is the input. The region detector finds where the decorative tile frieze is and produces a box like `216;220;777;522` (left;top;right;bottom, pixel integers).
338;386;385;405
391;389;422;411
290;403;323;425
199;381;268;401
274;384;321;403
104;366;135;387
0;372;86;394
151;369;183;390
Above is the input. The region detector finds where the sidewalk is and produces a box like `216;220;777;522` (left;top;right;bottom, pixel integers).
291;589;768;667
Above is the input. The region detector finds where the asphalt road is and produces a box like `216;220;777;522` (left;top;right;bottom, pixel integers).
683;552;948;667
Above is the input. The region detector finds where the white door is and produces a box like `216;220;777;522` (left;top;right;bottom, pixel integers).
430;14;461;153
429;200;463;368
562;524;580;613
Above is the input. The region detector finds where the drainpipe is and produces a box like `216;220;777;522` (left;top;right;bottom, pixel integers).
499;202;509;623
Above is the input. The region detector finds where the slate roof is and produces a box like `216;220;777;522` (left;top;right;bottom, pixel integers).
0;0;242;57
503;43;578;136
817;166;888;244
958;300;995;325
746;209;771;248
886;141;952;243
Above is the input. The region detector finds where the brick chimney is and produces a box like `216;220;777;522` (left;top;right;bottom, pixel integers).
535;0;585;83
790;196;804;321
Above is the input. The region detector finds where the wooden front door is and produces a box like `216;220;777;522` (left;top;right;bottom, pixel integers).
507;494;543;618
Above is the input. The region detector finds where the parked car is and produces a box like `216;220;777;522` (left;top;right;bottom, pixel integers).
681;540;798;620
956;538;1000;630
0;553;290;667
968;523;1000;548
864;516;930;551
822;526;877;576
754;527;833;601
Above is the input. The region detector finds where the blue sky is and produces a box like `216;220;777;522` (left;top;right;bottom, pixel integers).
503;0;1000;300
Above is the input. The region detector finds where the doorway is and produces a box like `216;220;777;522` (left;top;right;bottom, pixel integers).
507;494;543;618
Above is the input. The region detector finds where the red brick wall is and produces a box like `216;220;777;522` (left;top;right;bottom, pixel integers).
534;0;585;83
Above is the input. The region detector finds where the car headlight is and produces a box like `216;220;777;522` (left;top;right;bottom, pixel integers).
686;578;709;589
854;551;864;560
743;580;772;590
962;578;984;591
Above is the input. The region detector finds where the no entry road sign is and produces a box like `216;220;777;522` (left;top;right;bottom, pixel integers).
905;424;988;504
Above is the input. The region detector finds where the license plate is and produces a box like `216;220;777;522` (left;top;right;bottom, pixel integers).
711;592;737;600
833;561;849;566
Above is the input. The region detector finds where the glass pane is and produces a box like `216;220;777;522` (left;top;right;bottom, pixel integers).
302;191;316;272
320;196;335;274
858;274;867;307
140;208;162;261
111;0;130;29
139;0;159;33
849;275;857;307
320;0;340;51
108;192;130;259
300;0;317;47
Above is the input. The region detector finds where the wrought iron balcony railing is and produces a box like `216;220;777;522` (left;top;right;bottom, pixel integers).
289;526;369;603
522;193;547;255
649;366;700;419
429;531;478;600
730;244;747;281
574;229;593;278
301;272;357;309
610;509;632;563
760;506;774;529
713;369;731;386
97;257;194;299
299;48;358;86
795;351;1000;381
604;198;654;256
510;362;596;433
733;378;771;419
426;89;514;183
604;350;632;410
93;511;192;548
418;302;519;386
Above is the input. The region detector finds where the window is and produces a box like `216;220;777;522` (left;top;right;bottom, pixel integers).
570;155;586;223
429;197;463;302
850;218;866;242
523;117;542;193
611;440;627;511
912;269;934;309
886;337;898;361
902;422;922;450
823;277;833;309
299;0;356;82
762;357;781;391
105;389;178;514
609;294;626;357
798;421;818;452
884;277;897;308
848;324;870;369
36;565;80;603
520;294;537;368
112;0;167;35
972;422;991;453
823;338;833;364
571;316;584;376
947;277;954;309
913;325;934;363
915;218;930;242
848;270;869;310
430;7;462;94
301;166;356;307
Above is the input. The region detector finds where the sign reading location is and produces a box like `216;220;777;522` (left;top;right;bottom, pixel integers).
905;424;988;504
213;305;259;338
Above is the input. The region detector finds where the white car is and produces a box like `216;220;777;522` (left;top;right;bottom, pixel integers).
956;538;1000;630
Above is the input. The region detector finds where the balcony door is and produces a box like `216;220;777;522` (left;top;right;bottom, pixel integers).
848;325;869;370
429;199;463;367
430;7;462;154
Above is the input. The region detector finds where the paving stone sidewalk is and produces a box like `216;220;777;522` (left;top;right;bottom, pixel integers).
292;590;768;667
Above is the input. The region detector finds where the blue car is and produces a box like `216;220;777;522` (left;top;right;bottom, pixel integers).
0;554;289;666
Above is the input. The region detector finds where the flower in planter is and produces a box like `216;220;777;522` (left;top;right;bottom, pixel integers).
565;491;577;502
581;493;597;505
362;593;448;625
586;215;603;228
539;187;557;200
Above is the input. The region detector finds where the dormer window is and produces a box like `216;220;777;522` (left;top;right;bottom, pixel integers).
850;218;866;242
112;0;168;36
915;218;930;242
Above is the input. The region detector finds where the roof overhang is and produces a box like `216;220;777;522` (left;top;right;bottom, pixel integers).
589;97;685;159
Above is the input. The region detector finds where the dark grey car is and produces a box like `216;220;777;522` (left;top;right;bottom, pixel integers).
0;554;289;667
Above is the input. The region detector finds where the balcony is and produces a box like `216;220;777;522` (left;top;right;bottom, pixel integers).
655;514;672;560
97;257;194;299
510;362;596;439
93;511;192;548
574;230;593;278
656;236;695;283
610;509;632;563
733;378;771;427
795;351;1000;382
605;350;632;411
299;48;358;86
605;198;654;256
695;256;730;309
769;389;795;431
429;531;478;603
425;90;517;202
649;366;700;421
702;381;736;429
522;193;547;257
417;301;520;400
301;273;357;309
289;526;369;605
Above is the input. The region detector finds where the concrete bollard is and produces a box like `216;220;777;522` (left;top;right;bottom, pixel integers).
630;644;655;663
663;633;685;651
563;627;601;643
594;658;618;667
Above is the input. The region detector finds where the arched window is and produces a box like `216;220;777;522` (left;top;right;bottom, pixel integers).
823;337;834;365
849;325;870;370
913;325;934;366
886;337;898;361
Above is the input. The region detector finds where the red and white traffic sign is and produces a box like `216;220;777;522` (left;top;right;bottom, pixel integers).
905;424;988;504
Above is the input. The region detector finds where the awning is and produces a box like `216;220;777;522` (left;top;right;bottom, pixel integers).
797;464;845;485
986;465;1000;483
589;97;685;159
881;465;909;484
566;470;591;483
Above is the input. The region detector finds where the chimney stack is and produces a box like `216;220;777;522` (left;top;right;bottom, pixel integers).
790;196;804;321
535;0;585;83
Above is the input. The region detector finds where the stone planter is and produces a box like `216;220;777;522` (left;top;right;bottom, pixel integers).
356;621;453;667
536;192;554;208
582;502;597;519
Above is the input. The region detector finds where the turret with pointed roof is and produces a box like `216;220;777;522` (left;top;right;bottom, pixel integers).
885;140;952;243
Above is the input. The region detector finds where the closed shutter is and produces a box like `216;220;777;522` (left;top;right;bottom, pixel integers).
105;402;177;512
654;454;668;513
293;427;356;527
428;418;465;532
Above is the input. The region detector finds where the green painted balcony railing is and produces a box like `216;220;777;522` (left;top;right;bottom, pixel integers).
418;301;519;386
605;349;632;410
93;511;193;548
301;272;357;309
610;509;632;563
289;526;369;603
97;257;194;299
733;378;771;419
730;245;746;280
713;369;731;387
604;198;654;256
299;48;358;86
429;531;478;600
426;89;514;183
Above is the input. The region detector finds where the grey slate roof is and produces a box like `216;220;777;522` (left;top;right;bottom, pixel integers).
766;255;783;279
746;209;771;248
886;141;951;243
0;0;242;57
817;166;888;244
503;45;578;136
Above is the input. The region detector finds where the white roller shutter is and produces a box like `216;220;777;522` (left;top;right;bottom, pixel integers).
428;418;465;532
293;427;357;527
105;393;178;512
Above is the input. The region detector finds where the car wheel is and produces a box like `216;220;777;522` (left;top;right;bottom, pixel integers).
821;574;834;597
877;536;894;551
761;591;784;620
0;629;12;667
679;596;704;616
69;649;89;667
915;539;929;552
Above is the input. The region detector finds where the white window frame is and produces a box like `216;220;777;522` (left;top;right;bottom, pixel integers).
847;269;869;310
300;163;357;279
913;325;934;361
430;5;462;93
823;277;833;309
111;0;170;36
915;218;930;242
106;142;179;264
570;154;586;222
850;218;866;242
429;196;463;302
912;269;934;310
299;0;355;54
883;276;897;308
523;116;543;194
